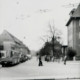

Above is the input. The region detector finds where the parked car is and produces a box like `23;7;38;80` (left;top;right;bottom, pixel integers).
27;54;32;60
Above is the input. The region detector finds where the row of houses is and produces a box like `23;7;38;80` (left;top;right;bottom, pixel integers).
0;30;30;53
0;30;30;65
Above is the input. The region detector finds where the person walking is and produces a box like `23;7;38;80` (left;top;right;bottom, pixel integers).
64;55;67;65
38;56;43;66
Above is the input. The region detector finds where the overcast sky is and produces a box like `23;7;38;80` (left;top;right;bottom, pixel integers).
0;0;80;51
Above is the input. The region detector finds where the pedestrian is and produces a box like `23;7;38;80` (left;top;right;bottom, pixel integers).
64;55;67;65
38;56;43;66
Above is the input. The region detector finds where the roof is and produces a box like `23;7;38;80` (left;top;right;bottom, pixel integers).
0;30;29;50
0;30;22;44
66;4;80;26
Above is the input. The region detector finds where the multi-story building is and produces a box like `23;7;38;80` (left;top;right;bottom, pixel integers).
66;4;80;58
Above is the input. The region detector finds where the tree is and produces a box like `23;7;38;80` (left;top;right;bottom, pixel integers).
39;42;52;56
39;21;62;61
47;22;62;57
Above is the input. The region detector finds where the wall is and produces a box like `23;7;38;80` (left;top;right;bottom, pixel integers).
68;21;73;48
67;19;80;57
3;41;15;57
75;19;80;56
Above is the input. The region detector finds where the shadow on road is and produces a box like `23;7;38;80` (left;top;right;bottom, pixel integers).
22;78;80;80
1;61;27;68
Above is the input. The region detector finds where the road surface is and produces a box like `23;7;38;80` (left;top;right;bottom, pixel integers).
0;57;80;80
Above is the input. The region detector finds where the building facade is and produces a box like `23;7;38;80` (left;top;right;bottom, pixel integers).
66;4;80;57
0;30;30;56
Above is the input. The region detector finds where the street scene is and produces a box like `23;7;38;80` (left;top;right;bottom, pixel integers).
0;57;80;80
0;0;80;80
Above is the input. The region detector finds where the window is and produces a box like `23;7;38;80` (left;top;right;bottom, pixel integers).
79;20;80;26
79;32;80;39
10;51;13;57
0;52;2;58
0;45;4;50
0;52;5;58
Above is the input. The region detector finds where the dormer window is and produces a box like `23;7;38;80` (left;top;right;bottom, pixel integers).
69;8;76;17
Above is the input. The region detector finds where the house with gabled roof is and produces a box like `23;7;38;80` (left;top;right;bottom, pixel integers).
66;4;80;59
0;30;30;54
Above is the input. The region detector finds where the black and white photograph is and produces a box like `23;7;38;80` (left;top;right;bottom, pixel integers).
0;0;80;80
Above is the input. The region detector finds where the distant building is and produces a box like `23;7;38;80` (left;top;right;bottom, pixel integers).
66;4;80;58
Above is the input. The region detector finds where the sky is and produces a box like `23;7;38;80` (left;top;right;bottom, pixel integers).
0;0;80;51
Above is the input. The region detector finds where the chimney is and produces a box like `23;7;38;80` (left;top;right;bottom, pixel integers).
69;8;76;17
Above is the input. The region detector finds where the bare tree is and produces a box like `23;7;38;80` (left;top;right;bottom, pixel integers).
40;21;62;44
47;21;62;43
39;21;62;61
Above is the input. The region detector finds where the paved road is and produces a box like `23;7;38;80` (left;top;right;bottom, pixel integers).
0;57;80;80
